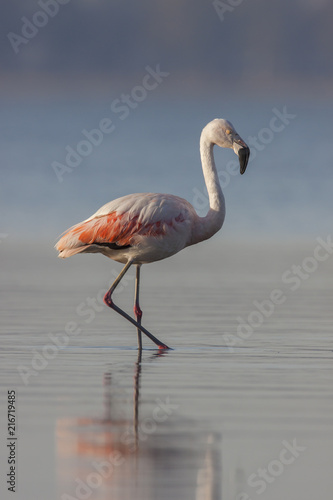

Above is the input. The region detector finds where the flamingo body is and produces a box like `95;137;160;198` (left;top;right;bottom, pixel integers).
55;118;250;349
56;192;200;264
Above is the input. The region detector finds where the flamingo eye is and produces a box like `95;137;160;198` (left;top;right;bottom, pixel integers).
226;129;231;135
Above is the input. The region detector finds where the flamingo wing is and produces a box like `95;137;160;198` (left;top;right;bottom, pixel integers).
55;193;194;259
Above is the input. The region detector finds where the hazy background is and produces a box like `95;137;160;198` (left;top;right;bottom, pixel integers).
1;0;332;241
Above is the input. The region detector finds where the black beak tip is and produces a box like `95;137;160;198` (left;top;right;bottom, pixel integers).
239;147;250;175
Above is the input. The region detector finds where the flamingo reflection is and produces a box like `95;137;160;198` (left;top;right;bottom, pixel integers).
56;351;221;500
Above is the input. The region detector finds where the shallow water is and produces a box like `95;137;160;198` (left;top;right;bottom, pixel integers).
1;240;333;499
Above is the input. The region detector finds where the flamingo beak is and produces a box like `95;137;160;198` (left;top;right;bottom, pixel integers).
234;138;250;175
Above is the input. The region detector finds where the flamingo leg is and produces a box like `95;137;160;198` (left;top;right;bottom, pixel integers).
134;265;142;350
103;261;169;350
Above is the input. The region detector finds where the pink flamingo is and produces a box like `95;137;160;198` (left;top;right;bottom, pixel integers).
56;119;250;350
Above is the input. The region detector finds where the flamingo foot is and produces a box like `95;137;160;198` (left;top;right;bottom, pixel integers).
158;343;170;350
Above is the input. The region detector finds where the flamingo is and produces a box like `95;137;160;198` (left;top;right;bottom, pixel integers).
55;118;250;350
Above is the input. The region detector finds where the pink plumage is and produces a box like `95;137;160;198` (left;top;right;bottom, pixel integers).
56;193;195;263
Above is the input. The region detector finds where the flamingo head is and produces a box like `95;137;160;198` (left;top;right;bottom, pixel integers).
204;118;250;174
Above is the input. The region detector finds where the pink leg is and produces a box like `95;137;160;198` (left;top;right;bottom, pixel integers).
103;261;169;350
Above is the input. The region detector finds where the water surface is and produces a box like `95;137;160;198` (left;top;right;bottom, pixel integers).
1;240;332;499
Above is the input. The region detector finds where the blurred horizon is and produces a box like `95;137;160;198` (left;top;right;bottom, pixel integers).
2;0;333;96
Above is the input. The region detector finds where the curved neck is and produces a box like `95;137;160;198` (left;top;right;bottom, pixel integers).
189;134;225;246
200;135;224;212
